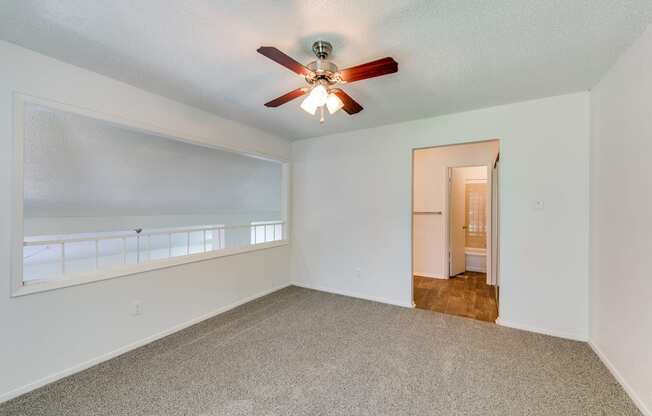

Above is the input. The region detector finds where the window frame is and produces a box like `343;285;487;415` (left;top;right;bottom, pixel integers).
250;221;284;245
10;94;290;297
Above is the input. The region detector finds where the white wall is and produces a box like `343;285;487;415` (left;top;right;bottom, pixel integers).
413;143;497;279
292;92;590;339
455;166;488;182
0;41;291;401
590;24;652;415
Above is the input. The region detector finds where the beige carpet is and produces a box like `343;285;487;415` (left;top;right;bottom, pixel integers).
0;286;641;415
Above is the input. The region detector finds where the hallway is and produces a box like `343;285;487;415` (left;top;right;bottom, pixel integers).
413;272;498;322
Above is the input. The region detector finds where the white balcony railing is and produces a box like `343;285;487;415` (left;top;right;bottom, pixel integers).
23;221;284;284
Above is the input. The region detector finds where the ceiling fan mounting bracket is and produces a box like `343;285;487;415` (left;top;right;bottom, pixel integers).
312;40;332;59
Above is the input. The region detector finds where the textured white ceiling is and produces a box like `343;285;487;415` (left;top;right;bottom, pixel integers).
2;1;652;140
23;104;282;217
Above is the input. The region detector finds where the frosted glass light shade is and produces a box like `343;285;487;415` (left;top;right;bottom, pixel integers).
300;95;318;115
308;84;328;106
326;93;344;114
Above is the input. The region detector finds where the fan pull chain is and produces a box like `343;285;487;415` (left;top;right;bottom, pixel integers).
319;106;325;124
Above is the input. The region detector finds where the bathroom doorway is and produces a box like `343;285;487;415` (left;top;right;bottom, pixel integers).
449;166;488;278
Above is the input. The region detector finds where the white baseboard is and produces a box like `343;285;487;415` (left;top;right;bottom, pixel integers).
0;282;292;404
464;265;486;273
589;341;651;416
495;318;588;342
413;272;448;279
291;282;414;309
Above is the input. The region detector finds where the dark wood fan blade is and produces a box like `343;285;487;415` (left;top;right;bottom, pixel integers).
264;88;307;107
257;46;311;76
331;89;363;114
339;57;398;83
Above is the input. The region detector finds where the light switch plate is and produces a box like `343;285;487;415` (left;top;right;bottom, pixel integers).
131;300;143;316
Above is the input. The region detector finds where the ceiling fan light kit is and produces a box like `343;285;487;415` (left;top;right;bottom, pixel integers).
326;93;344;115
257;40;398;124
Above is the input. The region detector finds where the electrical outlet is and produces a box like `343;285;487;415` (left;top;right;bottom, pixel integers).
534;200;544;210
355;268;361;278
131;300;143;316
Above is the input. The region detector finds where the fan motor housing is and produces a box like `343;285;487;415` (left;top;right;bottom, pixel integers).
306;60;338;75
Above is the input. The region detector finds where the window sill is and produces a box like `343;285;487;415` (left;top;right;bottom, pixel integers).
12;240;289;297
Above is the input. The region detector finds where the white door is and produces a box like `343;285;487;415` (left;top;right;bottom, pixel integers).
449;168;466;276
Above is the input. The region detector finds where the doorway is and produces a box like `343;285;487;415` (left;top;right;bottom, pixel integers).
412;141;499;323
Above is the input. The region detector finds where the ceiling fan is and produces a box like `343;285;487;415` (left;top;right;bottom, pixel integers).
257;41;398;123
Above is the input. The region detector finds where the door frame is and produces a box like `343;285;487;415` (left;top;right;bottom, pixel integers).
410;139;500;308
